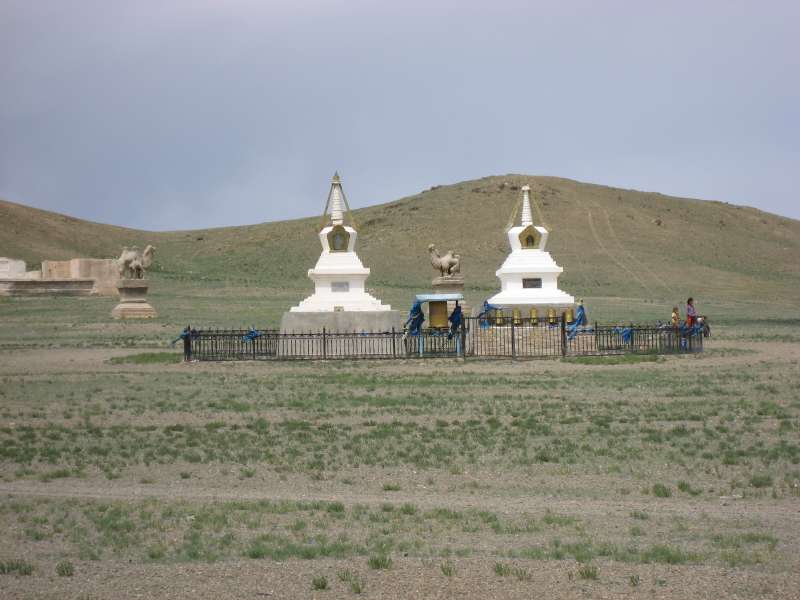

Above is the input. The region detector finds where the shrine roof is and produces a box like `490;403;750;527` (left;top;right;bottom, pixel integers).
414;293;464;302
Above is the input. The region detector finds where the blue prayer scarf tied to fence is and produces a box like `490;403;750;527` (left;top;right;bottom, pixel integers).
565;304;594;340
171;328;194;346
478;300;501;329
677;322;704;349
609;322;703;346
448;304;463;339
242;327;262;342
612;326;634;344
680;322;704;337
678;321;703;346
405;300;425;336
575;304;587;326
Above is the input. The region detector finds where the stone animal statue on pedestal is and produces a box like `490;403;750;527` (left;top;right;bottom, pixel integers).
117;245;156;279
428;244;461;277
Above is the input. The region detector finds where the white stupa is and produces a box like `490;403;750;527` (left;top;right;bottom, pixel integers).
289;172;391;313
487;185;575;312
281;173;401;335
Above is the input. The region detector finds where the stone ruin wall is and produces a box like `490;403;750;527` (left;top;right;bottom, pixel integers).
1;256;120;296
68;259;120;295
40;258;120;295
0;257;27;279
41;260;72;279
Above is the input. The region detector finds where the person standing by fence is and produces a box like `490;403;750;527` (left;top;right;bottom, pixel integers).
172;325;197;362
686;298;697;327
171;325;195;362
671;306;681;350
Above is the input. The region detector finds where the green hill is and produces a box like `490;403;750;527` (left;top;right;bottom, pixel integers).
2;175;799;324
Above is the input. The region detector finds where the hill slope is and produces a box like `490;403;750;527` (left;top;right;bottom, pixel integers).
2;175;799;315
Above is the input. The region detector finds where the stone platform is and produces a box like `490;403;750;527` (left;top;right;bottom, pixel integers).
278;310;404;358
431;276;470;317
111;280;157;319
280;310;403;334
0;279;95;297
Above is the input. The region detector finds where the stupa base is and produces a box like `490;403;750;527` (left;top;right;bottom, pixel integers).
492;302;574;312
486;290;575;319
279;310;404;334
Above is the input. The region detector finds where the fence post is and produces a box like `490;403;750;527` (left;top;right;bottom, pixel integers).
460;321;467;360
560;313;567;357
322;327;327;360
510;319;516;360
252;332;256;361
391;327;396;358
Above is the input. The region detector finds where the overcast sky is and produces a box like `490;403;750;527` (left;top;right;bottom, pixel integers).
1;0;798;231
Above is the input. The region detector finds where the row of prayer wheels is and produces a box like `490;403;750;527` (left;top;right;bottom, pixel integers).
492;307;575;326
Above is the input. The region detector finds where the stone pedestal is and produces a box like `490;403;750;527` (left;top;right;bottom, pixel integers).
111;280;157;319
432;276;469;316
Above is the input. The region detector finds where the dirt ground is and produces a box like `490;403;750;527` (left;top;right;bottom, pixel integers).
4;556;799;600
1;337;799;599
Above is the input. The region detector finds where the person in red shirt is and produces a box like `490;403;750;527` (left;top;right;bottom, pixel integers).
686;298;697;327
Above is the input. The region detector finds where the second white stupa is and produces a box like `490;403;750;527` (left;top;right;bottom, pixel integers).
487;185;575;312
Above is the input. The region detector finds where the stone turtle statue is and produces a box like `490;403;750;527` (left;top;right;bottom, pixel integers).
117;245;155;279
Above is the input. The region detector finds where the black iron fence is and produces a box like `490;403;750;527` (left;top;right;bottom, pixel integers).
188;317;702;361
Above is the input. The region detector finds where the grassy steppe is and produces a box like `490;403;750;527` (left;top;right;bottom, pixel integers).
0;326;798;598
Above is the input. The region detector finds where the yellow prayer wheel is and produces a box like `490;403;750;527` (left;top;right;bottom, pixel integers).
529;307;539;323
547;307;557;324
494;310;505;326
512;308;522;325
565;308;575;323
429;301;449;328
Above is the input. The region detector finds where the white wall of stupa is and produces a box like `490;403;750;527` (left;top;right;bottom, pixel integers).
487;185;575;310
